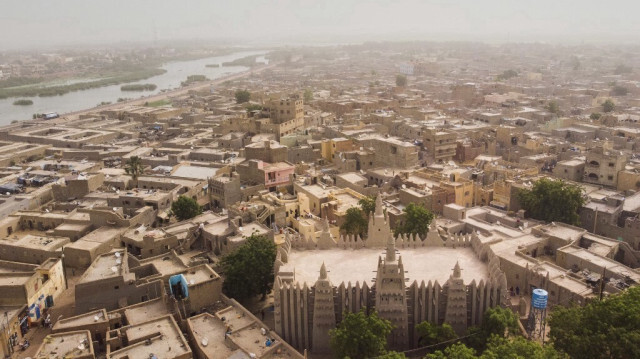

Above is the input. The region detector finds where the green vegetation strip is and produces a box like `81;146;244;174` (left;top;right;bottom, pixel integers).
12;99;33;106
145;99;172;107
0;68;166;99
120;83;157;91
181;75;208;86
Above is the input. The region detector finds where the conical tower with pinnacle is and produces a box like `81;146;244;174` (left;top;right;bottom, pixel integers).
375;234;409;349
312;262;336;352
316;217;337;249
444;261;468;335
366;196;392;248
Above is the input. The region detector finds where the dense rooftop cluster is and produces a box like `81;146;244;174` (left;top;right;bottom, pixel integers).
0;42;640;358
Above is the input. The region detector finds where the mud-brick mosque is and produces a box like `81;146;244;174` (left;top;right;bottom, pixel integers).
273;197;508;353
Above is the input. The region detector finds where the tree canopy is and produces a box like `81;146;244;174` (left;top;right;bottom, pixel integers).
428;336;566;359
547;101;559;114
497;69;518;81
394;202;434;237
245;103;262;114
614;64;632;75
612;85;629;96
220;233;277;303
329;309;394;359
340;207;368;237
170;195;202;221
396;74;407;87
602;99;615;113
124;155;144;181
426;342;478;359
359;195;377;217
466;306;520;352
589;112;601;120
517;178;585;225
303;88;313;103
548;286;640;359
235;89;251;104
416;321;457;347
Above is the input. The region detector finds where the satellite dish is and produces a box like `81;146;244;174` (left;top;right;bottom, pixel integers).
115;252;121;258
111;266;118;273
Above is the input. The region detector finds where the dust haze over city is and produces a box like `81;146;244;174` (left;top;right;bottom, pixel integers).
0;1;639;359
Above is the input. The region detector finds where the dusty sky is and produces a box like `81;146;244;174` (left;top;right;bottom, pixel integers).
2;0;639;50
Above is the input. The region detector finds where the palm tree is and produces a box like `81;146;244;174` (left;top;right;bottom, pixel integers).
124;156;144;182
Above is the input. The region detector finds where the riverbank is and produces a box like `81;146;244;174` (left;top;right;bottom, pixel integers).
0;50;270;124
49;61;279;124
0;68;166;99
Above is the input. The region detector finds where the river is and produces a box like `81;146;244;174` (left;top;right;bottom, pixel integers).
0;50;267;125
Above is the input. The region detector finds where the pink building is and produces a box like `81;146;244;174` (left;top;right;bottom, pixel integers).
237;160;295;189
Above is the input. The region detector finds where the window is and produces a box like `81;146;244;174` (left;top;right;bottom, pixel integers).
114;286;119;290
609;162;615;167
608;175;614;181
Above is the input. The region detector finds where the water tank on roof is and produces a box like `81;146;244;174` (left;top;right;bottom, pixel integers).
532;288;548;309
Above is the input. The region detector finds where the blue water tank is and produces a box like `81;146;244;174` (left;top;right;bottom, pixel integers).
532;288;548;309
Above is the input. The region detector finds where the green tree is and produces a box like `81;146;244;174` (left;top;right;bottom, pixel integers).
396;74;407;87
416;321;457;347
548;286;640;359
426;342;478;359
340;207;368;237
303;88;313;103
547;101;559;114
480;307;519;338
394;203;434;237
245;103;262;114
124;156;145;181
170;195;202;221
496;69;518;81
358;195;377;217
602;99;615;113
220;234;277;303
589;112;601;120
378;351;406;359
235;89;251;104
480;336;567;359
614;64;632;75
329;309;394;359
466;307;520;352
517;178;585;225
612;86;629;96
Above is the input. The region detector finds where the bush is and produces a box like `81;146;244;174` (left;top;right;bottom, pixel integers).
170;196;202;221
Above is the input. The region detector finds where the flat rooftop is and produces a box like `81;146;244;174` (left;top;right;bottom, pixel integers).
53;309;108;330
1;233;70;250
123;298;170;325
35;331;92;359
172;165;219;180
282;247;489;286
111;315;190;358
188;313;235;358
78;250;125;283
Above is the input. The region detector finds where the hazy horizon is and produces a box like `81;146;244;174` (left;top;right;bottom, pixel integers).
2;0;640;51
